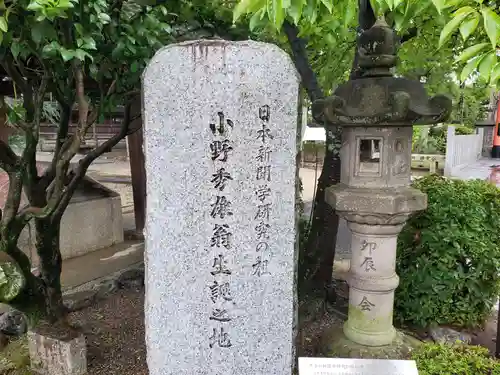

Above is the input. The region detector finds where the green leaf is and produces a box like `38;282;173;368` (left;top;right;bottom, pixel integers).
234;0;265;22
289;0;304;24
431;0;446;13
73;49;92;61
60;48;75;62
393;12;405;30
27;0;43;11
269;0;285;28
10;43;20;59
131;61;139;73
442;0;465;8
98;13;111;24
0;16;7;33
31;23;45;44
439;7;475;47
303;1;317;23
481;8;500;49
320;0;333;12
454;6;475;17
490;63;500;85
460;55;482;82
478;52;496;81
0;262;25;303
42;41;61;56
457;43;489;62
459;12;479;41
249;9;265;30
74;23;84;36
82;36;96;50
344;0;356;27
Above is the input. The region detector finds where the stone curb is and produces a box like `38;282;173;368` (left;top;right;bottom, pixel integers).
63;262;144;313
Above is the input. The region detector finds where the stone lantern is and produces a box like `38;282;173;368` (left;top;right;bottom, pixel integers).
313;18;452;347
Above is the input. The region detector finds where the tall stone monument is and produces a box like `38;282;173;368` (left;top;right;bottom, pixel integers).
313;19;452;347
143;40;299;375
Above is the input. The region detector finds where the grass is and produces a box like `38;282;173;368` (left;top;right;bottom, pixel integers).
0;306;44;375
0;336;31;374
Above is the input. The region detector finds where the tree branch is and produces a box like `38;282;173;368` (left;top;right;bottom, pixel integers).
39;102;72;192
282;20;324;102
18;97;138;224
74;63;89;136
1;54;27;93
51;99;136;222
2;172;24;227
23;72;50;200
0;141;19;174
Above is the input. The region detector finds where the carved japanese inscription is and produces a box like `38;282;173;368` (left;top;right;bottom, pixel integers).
252;105;273;277
143;40;299;375
208;111;234;348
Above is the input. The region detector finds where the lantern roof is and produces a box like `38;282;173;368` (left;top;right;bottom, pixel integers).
313;17;452;127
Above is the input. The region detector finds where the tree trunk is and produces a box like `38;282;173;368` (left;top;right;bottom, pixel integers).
282;20;343;295
299;0;377;297
35;217;65;322
305;128;341;291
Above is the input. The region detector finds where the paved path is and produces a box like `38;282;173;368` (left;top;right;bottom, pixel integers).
451;158;500;186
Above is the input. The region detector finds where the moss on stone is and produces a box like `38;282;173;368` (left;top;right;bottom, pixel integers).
320;325;423;359
346;304;395;332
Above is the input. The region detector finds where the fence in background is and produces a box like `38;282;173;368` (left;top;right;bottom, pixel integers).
444;126;484;177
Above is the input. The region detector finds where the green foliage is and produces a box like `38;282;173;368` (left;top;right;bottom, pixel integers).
0;262;25;303
433;1;500;85
233;0;336;31
412;126;443;154
0;0;179;128
411;343;500;375
396;175;500;328
302;141;325;155
412;125;474;154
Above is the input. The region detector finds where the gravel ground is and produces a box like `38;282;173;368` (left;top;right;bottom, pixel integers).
69;287;147;375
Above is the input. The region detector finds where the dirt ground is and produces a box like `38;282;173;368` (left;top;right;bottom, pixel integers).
69;287;148;375
2;285;499;374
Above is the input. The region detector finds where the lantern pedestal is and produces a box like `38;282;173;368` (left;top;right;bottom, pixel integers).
327;185;426;346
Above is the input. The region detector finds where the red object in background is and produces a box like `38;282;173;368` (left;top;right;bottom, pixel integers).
493;98;500;158
488;166;500;185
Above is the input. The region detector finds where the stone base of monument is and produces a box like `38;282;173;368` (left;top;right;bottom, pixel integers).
319;326;422;360
27;321;86;375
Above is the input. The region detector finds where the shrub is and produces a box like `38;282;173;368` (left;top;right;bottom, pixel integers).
411;343;500;375
396;175;500;328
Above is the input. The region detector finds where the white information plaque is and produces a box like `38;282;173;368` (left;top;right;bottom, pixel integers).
298;357;419;375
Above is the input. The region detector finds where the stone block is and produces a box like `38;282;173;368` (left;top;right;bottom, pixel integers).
143;40;299;375
27;324;86;375
18;177;124;266
326;184;427;218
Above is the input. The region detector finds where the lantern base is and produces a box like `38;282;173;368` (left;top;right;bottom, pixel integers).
319;326;422;359
344;321;397;347
492;146;500;159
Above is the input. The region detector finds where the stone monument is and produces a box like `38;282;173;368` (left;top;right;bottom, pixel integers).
313;18;452;347
143;40;299;375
